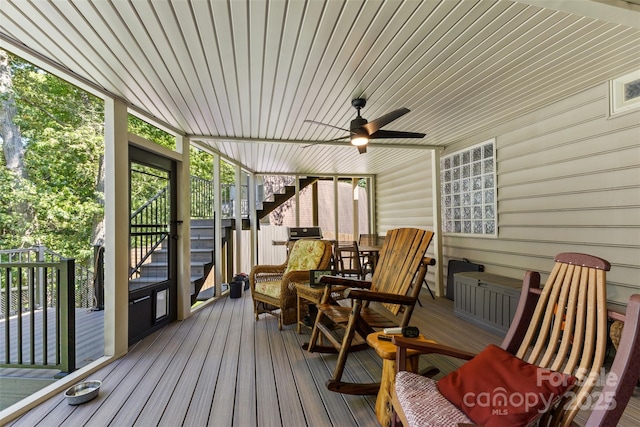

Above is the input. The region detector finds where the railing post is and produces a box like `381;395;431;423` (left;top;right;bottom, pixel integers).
36;244;45;309
58;259;76;375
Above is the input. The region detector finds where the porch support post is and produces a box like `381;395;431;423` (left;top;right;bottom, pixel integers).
176;135;191;319
431;149;444;297
104;97;129;357
213;153;223;296
333;177;339;239
368;177;376;235
352;178;359;241
295;175;300;226
312;181;319;226
248;172;257;269
234;164;242;276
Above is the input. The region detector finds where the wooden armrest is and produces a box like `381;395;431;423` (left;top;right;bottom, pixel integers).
319;275;373;289
392;336;477;361
252;264;286;275
283;270;314;283
344;288;415;305
423;256;436;266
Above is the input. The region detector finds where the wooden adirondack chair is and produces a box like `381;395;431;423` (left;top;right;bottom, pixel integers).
390;253;639;427
304;228;435;395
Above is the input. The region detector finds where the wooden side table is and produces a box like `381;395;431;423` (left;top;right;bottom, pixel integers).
294;283;325;334
366;332;436;427
294;282;348;334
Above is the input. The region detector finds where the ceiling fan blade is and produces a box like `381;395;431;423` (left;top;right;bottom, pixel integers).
304;119;350;133
362;108;410;135
301;134;350;148
369;129;426;139
357;144;367;154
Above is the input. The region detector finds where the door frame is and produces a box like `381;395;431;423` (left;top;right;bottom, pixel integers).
128;145;178;345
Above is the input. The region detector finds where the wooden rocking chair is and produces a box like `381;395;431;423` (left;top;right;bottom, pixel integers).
304;228;435;395
390;253;639;427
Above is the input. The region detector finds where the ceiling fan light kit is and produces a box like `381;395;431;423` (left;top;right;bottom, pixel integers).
351;135;369;146
304;98;426;154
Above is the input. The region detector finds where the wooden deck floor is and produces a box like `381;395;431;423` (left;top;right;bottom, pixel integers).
0;308;105;369
1;308;105;410
6;290;640;426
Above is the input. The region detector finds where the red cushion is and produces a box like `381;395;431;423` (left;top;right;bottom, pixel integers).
437;344;576;427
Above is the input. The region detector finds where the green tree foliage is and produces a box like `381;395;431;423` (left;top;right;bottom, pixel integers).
128;114;234;183
1;50;235;264
1;52;104;263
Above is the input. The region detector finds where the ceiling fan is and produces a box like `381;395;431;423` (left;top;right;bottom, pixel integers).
304;98;425;154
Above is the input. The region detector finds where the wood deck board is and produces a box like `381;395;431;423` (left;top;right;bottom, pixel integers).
6;291;640;427
123;302;212;426
1;308;104;368
254;315;281;427
77;316;188;426
233;294;257;427
108;322;195;426
268;320;308;426
209;298;245;426
151;305;219;426
180;291;236;426
15;332;147;426
279;327;333;426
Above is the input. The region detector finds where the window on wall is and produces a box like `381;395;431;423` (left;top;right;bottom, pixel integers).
441;139;497;236
610;69;640;115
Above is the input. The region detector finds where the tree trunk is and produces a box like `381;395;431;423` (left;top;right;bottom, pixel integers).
91;153;106;246
0;50;26;178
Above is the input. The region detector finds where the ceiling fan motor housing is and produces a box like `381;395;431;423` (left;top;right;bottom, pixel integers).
351;116;368;131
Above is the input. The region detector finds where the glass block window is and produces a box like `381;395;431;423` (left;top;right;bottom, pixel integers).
610;69;640;115
441;139;497;236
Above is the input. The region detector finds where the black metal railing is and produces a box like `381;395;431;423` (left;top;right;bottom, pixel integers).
0;246;94;314
191;176;214;218
0;257;76;373
129;187;169;279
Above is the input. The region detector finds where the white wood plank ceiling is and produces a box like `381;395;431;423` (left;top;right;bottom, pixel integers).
1;0;639;175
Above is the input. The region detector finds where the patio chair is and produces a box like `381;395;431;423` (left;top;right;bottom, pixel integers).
358;233;379;277
334;241;365;279
304;228;435;395
390;253;640;427
250;239;332;330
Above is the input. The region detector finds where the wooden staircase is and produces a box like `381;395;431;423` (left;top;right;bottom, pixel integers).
129;218;215;305
129;177;318;301
256;176;319;221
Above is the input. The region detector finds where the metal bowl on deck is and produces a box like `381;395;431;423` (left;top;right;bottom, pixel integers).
64;380;102;405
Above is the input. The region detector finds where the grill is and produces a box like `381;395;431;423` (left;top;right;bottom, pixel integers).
287;227;323;241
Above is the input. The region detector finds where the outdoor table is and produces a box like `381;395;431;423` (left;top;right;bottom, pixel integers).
366;331;436;427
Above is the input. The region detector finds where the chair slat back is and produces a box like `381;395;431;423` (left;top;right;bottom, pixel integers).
514;253;610;427
370;228;434;315
333;241;363;278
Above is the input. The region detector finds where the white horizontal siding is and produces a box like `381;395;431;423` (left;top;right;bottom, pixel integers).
376;152;439;290
378;82;640;306
377;153;434;234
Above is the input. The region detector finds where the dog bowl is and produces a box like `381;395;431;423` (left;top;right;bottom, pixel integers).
64;380;102;405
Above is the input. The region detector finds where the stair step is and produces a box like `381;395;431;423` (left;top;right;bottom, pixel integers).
190;218;214;227
257;177;318;220
135;219;216;302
